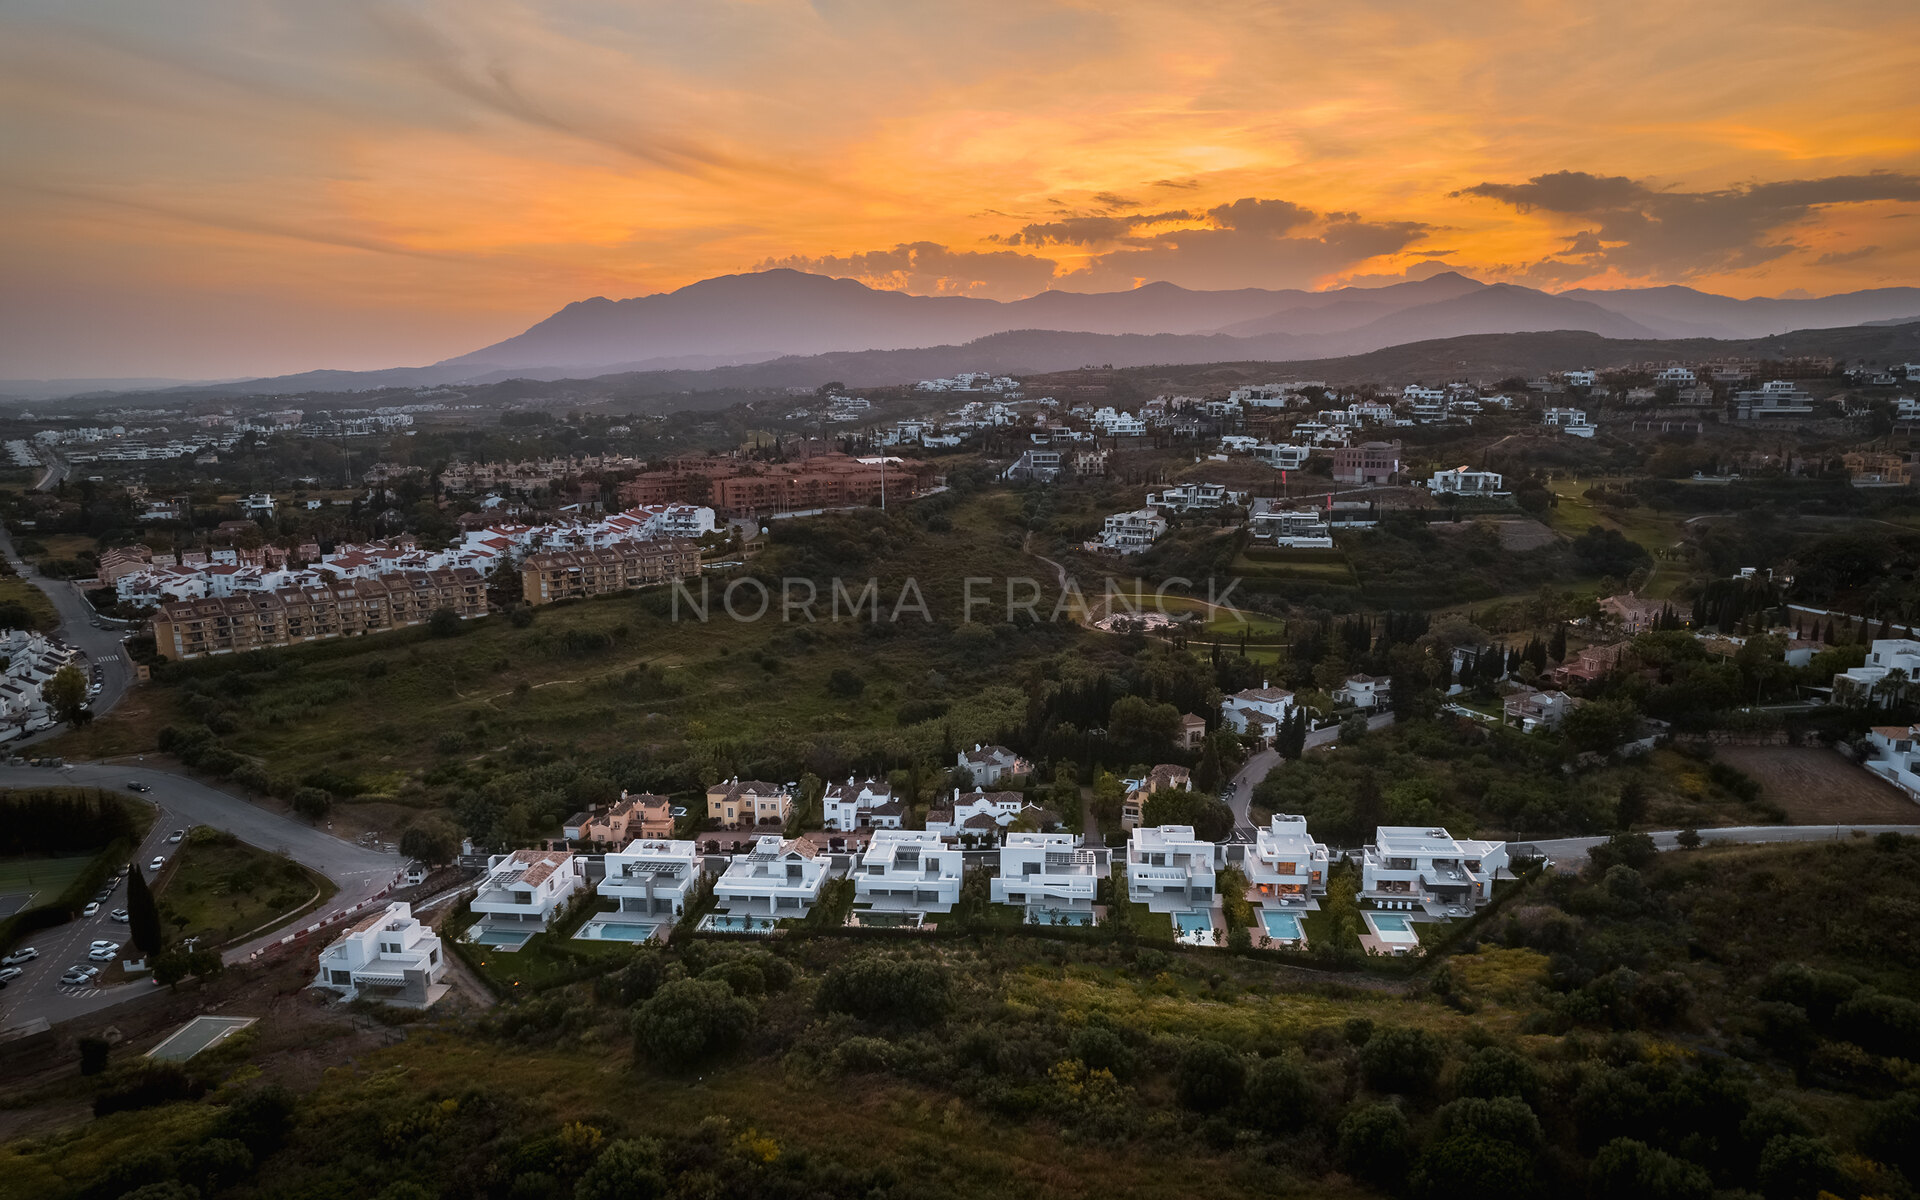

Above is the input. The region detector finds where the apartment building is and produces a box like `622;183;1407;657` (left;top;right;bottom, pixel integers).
599;838;704;918
705;778;794;829
1126;825;1217;915
1246;815;1330;907
990;832;1109;925
520;540;700;606
853;829;964;916
1359;826;1509;917
1332;440;1402;485
470;849;585;934
712;835;827;919
312;901;448;1007
151;568;488;661
617;454;918;516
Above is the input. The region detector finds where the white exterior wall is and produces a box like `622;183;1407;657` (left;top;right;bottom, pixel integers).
853;829;964;914
600;839;703;917
1127;825;1217;914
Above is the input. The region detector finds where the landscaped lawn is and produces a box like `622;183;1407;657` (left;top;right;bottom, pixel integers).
154;829;333;947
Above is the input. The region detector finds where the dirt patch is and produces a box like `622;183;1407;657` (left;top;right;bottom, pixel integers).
1715;745;1920;825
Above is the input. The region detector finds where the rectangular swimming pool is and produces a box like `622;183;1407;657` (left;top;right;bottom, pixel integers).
1028;910;1093;927
575;919;659;943
700;913;776;934
465;927;534;948
1260;911;1303;940
1174;912;1212;935
1366;913;1420;944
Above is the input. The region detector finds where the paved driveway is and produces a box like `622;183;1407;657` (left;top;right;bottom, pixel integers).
0;763;399;1029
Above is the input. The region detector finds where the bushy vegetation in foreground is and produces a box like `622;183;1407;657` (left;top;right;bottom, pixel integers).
9;836;1920;1199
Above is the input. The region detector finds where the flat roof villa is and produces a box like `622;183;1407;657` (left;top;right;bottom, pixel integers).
851;829;963;924
1359;826;1509;920
1246;815;1330;912
706;835;827;931
312;901;448;1007
585;838;704;943
1127;825;1219;944
989;832;1109;926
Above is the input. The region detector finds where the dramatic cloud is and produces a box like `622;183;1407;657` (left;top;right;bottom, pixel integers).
6;1;1920;376
1001;210;1192;246
755;241;1059;298
1057;199;1431;291
1458;170;1920;279
1205;198;1315;236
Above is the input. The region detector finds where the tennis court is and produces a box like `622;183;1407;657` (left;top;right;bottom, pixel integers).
147;1016;256;1062
0;855;96;913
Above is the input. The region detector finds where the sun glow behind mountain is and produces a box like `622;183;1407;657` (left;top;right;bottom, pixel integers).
3;0;1920;378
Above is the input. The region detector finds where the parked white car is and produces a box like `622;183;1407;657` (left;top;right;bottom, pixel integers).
1;948;37;966
81;902;100;917
0;967;21;984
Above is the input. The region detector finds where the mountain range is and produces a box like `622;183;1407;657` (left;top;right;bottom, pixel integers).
12;269;1920;402
438;268;1920;377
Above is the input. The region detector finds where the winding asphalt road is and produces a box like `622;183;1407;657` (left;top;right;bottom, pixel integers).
0;525;138;740
1228;711;1396;835
0;765;399;1030
1525;823;1920;866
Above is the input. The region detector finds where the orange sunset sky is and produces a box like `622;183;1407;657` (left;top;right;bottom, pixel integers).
4;0;1920;379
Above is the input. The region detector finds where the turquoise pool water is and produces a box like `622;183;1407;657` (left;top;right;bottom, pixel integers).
701;913;775;933
1367;913;1420;943
1029;910;1093;927
576;920;658;942
1174;912;1212;935
1261;911;1303;939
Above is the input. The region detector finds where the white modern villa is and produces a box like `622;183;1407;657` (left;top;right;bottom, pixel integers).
1126;825;1218;943
710;835;828;925
599;838;704;919
1245;815;1330;908
1358;826;1509;917
852;829;964;918
1865;723;1920;800
990;832;1109;926
1834;638;1920;706
470;849;585;938
312;901;448;1007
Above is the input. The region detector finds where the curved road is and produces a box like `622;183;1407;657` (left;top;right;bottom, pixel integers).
1228;711;1395;835
0;763;399;1030
0;525;138;740
1527;823;1920;866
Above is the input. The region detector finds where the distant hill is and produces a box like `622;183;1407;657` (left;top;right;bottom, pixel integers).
437;268;1920;377
27;270;1920;404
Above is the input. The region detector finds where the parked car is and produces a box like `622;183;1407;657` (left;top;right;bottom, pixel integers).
90;940;120;953
126;781;150;793
60;966;100;986
0;967;21;984
149;857;165;871
2;948;38;966
110;908;129;922
81;902;99;917
87;948;116;962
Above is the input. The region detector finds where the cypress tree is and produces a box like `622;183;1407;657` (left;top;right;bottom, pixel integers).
127;863;163;959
